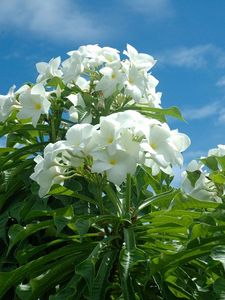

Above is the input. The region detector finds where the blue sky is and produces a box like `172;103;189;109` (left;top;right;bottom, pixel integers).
1;0;225;163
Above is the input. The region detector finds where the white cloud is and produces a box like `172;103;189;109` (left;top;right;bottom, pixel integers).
123;0;174;19
184;150;207;161
0;0;106;42
157;44;225;69
183;102;220;120
217;108;225;124
216;76;225;87
182;101;225;125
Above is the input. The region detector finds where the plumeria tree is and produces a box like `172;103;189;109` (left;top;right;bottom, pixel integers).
1;44;225;299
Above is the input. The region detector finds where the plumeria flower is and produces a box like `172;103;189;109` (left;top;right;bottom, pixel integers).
123;44;156;71
17;83;51;127
62;51;84;84
65;123;95;155
208;144;225;157
117;129;141;159
139;91;162;107
101;46;120;65
141;122;190;174
138;74;162;107
68;44;103;69
144;158;173;176
76;76;90;91
123;63;147;101
96;63;125;98
181;160;221;202
30;141;69;197
92;149;137;186
0;85;19;122
67;93;92;124
36;57;63;83
92;117;124;157
31;152;65;198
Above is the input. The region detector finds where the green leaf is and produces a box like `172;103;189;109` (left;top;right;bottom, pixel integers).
170;193;219;210
76;237;118;295
210;172;225;184
75;218;91;235
16;283;32;300
47;77;65;89
0;142;47;171
53;205;74;233
135;189;178;214
0;242;93;298
133;105;184;121
0;147;16;154
201;156;218;171
119;228;146;300
213;278;225;300
49;185;96;204
7;220;53;253
29;255;76;300
211;246;225;270
91;249;118;300
216;156;225;170
0;211;9;243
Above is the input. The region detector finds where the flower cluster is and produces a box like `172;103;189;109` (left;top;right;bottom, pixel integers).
0;44;161;127
181;144;225;202
0;44;191;197
31;110;190;197
181;160;220;202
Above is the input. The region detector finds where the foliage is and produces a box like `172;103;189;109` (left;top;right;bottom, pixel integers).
1;44;225;299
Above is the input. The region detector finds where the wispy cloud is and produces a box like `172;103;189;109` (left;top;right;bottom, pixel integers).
183;102;220;120
122;0;174;19
157;44;225;69
0;0;106;42
184;150;207;160
216;76;225;87
183;101;225;125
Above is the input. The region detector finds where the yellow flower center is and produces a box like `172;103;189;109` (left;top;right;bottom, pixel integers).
111;73;116;79
128;77;134;84
34;103;42;110
150;142;157;150
107;137;114;144
109;159;116;165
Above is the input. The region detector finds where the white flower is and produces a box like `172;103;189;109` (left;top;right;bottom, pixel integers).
181;169;221;202
30;141;69;197
36;57;62;83
77;44;103;67
17;84;51;127
93;117;121;152
92;149;137;185
141;122;190;174
68;45;120;69
62;52;84;84
101;47;120;65
76;76;90;91
138;75;162;107
186;160;203;172
65;123;95;155
123;63;147;101
208;144;225;157
0;85;19;122
67;93;92;124
123;44;156;71
95;64;125;98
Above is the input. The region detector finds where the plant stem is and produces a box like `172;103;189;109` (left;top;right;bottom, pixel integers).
96;177;104;215
50;113;57;143
124;173;131;218
104;184;122;217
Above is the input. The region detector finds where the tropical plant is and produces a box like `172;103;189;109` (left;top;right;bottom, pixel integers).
1;44;225;299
